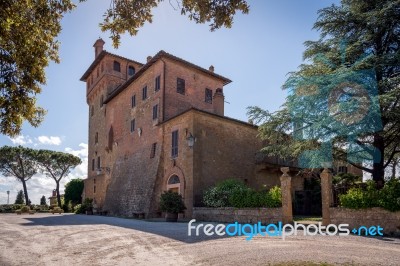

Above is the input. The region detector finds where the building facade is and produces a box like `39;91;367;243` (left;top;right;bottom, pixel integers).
81;39;267;218
81;39;362;218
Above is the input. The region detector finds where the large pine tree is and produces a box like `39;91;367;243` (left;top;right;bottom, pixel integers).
248;0;400;183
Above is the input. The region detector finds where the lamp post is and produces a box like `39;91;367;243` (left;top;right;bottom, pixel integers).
6;191;10;205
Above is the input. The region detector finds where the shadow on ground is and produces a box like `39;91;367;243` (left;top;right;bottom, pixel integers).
21;214;228;244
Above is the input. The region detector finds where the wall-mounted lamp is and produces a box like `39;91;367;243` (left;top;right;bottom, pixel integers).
96;167;111;175
186;133;196;148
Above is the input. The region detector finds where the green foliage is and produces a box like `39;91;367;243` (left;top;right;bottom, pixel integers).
203;179;247;207
378;179;400;212
15;190;25;205
228;186;282;208
0;0;75;136
340;180;400;211
266;186;282;208
159;191;186;214
74;204;84;214
203;179;282;208
247;0;400;182
333;173;361;186
20;205;30;213
97;0;249;47
40;195;47;206
64;179;84;206
0;204;24;213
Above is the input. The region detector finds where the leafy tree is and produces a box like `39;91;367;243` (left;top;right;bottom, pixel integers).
40;195;47;206
0;0;74;136
0;0;248;137
64;178;84;206
36;150;82;208
97;0;250;47
15;190;24;205
248;0;400;184
0;146;37;204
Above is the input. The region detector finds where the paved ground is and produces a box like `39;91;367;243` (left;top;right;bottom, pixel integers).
0;213;399;266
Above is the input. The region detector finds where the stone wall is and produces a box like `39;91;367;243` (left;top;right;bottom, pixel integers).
193;207;282;224
330;207;400;235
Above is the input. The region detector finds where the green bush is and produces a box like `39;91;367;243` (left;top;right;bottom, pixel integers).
340;179;400;211
0;204;25;213
265;186;282;208
74;204;84;214
228;186;282;208
20;205;30;213
159;191;186;213
203;179;282;208
203;179;247;207
333;173;361;186
378;179;400;212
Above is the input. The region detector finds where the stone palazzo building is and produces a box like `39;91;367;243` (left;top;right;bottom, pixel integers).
81;39;360;218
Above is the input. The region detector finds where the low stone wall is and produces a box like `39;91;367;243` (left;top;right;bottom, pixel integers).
330;207;400;235
193;207;282;224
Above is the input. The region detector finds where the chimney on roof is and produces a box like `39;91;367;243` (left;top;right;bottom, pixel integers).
93;38;105;58
209;65;214;72
147;56;152;62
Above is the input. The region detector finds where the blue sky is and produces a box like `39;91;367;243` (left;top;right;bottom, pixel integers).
0;0;340;204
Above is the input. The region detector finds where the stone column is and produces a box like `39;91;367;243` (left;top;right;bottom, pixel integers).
320;167;333;226
280;167;293;224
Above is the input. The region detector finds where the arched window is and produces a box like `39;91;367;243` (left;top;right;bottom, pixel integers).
128;66;135;76
167;175;181;194
113;61;121;72
168;175;180;184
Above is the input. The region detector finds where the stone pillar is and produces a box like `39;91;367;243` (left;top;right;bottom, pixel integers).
280;167;293;224
320;167;333;226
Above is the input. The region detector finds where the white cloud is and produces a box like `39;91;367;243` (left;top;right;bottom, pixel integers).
37;136;62;146
8;135;33;145
65;143;88;178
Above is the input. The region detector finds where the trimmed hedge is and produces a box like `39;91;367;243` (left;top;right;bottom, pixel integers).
203;179;282;208
339;179;400;212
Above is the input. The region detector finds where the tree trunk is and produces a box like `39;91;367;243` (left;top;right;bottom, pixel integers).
21;179;30;206
392;158;398;180
372;134;385;186
56;182;62;208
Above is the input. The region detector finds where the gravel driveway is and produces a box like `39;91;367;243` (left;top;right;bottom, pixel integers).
0;213;399;266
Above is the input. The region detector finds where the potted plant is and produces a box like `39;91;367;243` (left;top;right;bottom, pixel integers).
159;191;186;222
83;198;93;215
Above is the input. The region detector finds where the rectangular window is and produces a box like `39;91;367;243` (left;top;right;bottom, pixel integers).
142;86;148;100
92;159;95;171
113;61;121;72
155;75;161;91
152;104;158;120
131;95;136;108
97;156;101;169
205;88;213;103
130;119;135;132
94;185;96;194
177;78;185;95
150;143;157;158
171;130;179;158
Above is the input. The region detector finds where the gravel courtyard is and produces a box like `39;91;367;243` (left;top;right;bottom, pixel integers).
0;213;399;266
